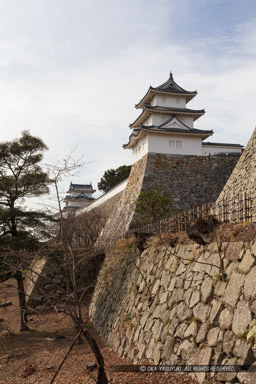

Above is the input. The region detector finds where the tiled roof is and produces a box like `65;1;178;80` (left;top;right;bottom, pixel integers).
202;142;243;148
142;126;212;135
69;183;93;189
67;182;96;194
158;115;196;130
135;73;197;108
130;105;205;129
145;104;205;114
123;126;212;149
64;192;95;201
154;72;196;94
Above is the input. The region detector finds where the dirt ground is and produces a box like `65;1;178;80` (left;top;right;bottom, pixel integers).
0;280;223;384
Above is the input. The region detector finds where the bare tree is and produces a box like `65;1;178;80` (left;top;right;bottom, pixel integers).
64;207;107;248
45;153;108;383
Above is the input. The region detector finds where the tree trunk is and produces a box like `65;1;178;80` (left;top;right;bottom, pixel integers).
82;327;108;384
15;270;29;331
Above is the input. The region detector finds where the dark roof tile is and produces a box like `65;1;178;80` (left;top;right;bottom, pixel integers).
202;142;243;148
123;126;212;148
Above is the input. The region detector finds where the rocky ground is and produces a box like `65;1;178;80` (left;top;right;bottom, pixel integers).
0;280;222;384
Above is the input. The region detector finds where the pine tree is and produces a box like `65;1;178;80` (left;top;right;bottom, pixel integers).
0;131;50;331
134;188;172;225
98;165;131;192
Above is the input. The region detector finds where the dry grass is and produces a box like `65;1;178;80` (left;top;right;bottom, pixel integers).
217;222;256;243
143;222;256;249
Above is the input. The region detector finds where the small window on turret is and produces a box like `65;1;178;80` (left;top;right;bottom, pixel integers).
176;99;180;105
176;141;182;148
169;140;175;148
162;97;166;104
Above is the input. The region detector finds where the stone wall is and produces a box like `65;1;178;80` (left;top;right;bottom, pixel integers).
98;155;148;242
90;240;256;383
97;190;124;218
26;250;104;307
142;153;238;211
98;153;239;241
214;128;256;222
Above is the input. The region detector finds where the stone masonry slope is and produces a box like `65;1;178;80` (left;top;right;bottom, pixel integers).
97;155;148;242
215;127;256;214
97;153;238;241
90;240;256;384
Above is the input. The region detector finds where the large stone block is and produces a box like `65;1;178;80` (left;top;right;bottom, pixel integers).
177;339;196;360
168;288;184;307
207;327;220;347
160;269;171;286
214;280;227;297
184;321;198;338
174;323;188;339
168;316;180;336
223;271;245;307
189;289;200;308
184;288;192;306
233;338;254;366
176;302;192;321
196;323;209;344
192;347;213;384
161;335;175;361
225;242;244;261
237;362;256;384
223;330;236;355
238;249;255;274
151;319;163;340
232;301;252;336
244;266;256;300
210;300;223;325
201;277;213;303
153;342;162;364
219;308;233;330
193;302;211;323
175;260;187;276
216;357;237;382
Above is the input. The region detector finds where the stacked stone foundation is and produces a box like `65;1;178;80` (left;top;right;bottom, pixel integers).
90;240;256;383
98;153;239;242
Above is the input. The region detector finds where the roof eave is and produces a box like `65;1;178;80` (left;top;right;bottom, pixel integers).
130;107;205;129
144;129;212;139
135;88;198;109
135;87;153;109
124;128;213;149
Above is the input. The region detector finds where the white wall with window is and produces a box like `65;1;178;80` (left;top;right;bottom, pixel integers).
149;114;194;128
151;95;186;108
177;116;193;128
150;114;170;126
202;144;242;156
132;137;149;161
147;133;202;155
143;115;152;126
131;134;243;162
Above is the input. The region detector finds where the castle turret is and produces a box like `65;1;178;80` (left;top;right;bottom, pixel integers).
124;72;213;161
63;182;95;212
124;72;242;162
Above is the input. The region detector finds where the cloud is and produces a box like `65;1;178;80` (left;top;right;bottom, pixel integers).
0;0;255;202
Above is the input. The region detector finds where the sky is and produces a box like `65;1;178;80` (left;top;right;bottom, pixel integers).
0;0;256;205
